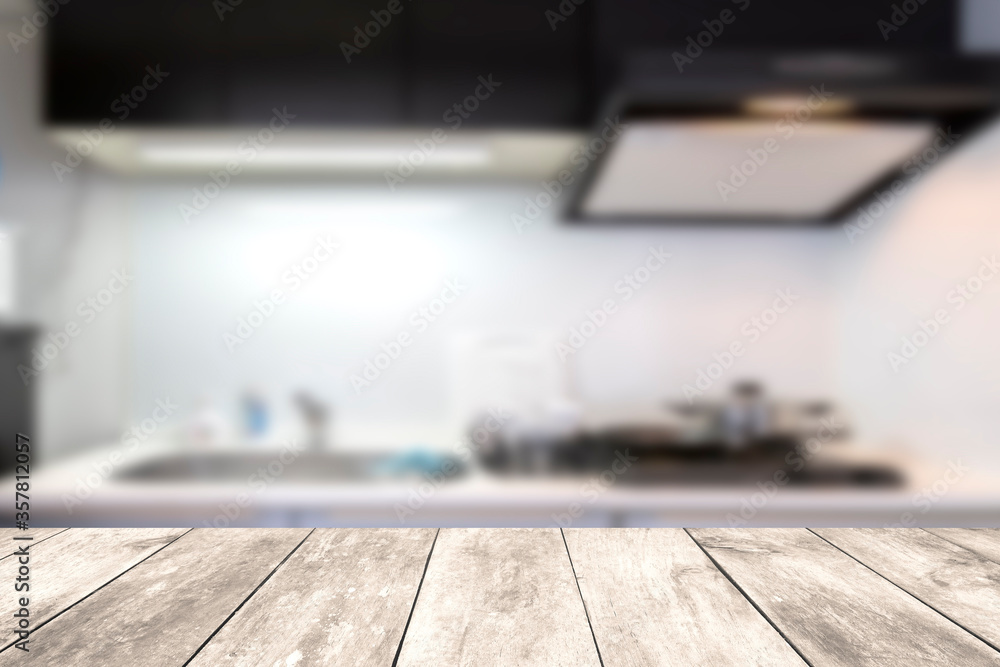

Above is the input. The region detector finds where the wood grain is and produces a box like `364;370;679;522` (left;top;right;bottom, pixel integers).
188;528;437;666
564;528;805;666
814;528;1000;650
925;528;1000;565
395;528;601;667
0;528;311;666
0;527;992;665
0;528;188;644
689;528;1000;666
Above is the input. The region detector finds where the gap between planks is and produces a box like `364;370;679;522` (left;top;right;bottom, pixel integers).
0;528;194;654
390;528;440;667
560;528;606;667
808;528;1000;655
182;528;317;666
682;528;814;667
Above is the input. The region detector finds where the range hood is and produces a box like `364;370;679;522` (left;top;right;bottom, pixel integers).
569;52;1000;223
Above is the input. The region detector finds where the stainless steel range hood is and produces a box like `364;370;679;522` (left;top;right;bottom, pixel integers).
569;52;1000;223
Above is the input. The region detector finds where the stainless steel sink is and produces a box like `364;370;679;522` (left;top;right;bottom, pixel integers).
115;451;463;484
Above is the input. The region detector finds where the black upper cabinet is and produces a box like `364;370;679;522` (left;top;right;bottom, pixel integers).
46;0;593;128
408;0;591;128
223;1;409;125
48;1;229;124
46;0;955;129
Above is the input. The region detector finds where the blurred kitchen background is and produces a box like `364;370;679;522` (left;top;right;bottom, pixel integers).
2;0;1000;527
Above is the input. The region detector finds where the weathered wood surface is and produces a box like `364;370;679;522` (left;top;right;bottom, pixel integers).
564;528;805;666
689;528;1000;666
813;528;1000;650
0;528;311;666
189;528;437;666
925;528;1000;564
0;527;188;647
395;528;602;666
0;528;69;558
0;527;995;666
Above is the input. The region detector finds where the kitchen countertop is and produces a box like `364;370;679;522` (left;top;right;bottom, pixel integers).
17;440;1000;527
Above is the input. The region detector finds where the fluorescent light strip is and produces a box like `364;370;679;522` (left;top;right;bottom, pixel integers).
138;145;493;168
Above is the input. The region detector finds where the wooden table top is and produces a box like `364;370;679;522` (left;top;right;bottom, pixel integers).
0;528;997;665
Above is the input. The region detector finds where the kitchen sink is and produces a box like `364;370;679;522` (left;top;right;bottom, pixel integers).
115;451;464;484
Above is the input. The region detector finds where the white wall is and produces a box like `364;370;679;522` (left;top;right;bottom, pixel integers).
835;118;1000;471
122;116;1000;473
130;183;839;447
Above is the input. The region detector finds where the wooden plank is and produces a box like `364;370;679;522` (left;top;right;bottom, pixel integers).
814;528;1000;650
188;528;437;666
689;528;1000;666
0;528;69;558
396;528;601;666
564;528;805;666
0;528;311;666
0;528;188;644
925;528;1000;565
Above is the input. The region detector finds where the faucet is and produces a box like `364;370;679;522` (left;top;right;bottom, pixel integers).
293;392;329;452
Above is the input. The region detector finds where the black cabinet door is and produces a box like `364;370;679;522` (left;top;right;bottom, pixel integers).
48;0;229;124
46;0;591;128
408;0;592;128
